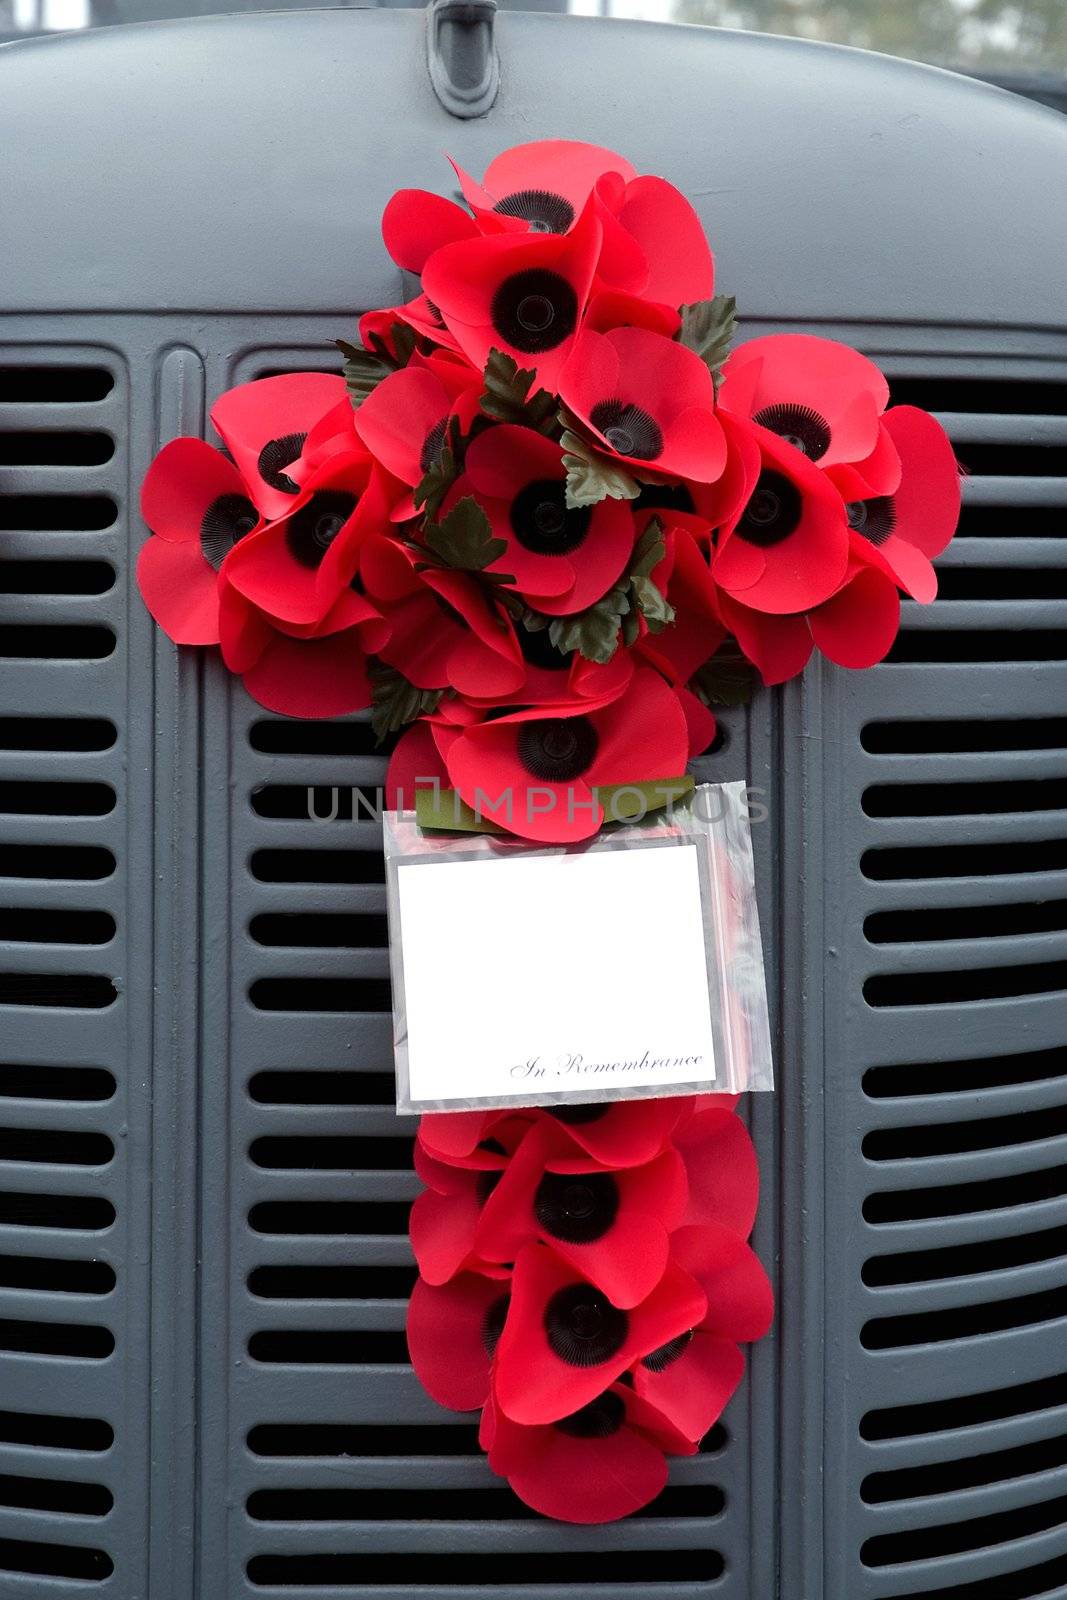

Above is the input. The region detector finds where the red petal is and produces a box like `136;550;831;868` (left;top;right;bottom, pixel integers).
406;1272;503;1410
618;175;714;305
240;628;373;718
410;1183;484;1286
633;1330;744;1443
355;367;452;488
419;1111;497;1161
141;437;247;544
386;723;449;812
882;404;961;559
671;1223;774;1341
809;561;900;669
543;1097;692;1168
382;189;478;273
492;1405;668;1524
676;1112;760;1236
584;288;681;339
717;590;813;687
136;536;221;646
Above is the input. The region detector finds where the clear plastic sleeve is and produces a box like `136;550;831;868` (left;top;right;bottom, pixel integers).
385;782;774;1114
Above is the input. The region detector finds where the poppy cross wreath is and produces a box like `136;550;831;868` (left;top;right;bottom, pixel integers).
136;139;961;1520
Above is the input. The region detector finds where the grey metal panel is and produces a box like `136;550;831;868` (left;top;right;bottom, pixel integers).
0;11;1066;326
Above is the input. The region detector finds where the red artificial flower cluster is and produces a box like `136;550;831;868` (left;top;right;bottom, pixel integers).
137;137;961;843
407;1096;772;1522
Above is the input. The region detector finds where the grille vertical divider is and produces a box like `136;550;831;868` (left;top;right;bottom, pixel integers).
146;343;209;1600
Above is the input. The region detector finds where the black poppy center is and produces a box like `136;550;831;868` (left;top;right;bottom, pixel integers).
257;432;308;495
490;268;578;355
589;400;664;462
419;417;449;476
753;402;831;461
494;188;576;236
517;716;598;783
641;1329;694;1374
847;496;896;547
534;1172;619;1245
555;1389;626;1439
482;1292;510;1358
285;491;359;570
510;478;591;556
635;481;696;515
519;626;570;673
200;493;257;570
545;1284;628;1368
547;1103;611;1126
737;470;802;548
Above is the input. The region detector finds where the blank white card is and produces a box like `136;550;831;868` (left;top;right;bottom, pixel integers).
395;842;717;1109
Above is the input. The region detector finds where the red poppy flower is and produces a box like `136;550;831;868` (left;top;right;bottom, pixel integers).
454;424;635;614
435;666;690;843
632;1222;773;1443
712;421;850;614
494;1243;706;1425
222;448;394;628
452;139;637;238
559;327;726;485
719;334;891;482
407;1270;510;1412
355;353;481;519
830;405;960;604
361;534;524;698
216;580;387;718
476;1122;688;1308
138;438;263;645
484;1381;694;1524
675;1108;760;1237
616;174;715;307
718;539;901;684
421;199;602;393
210;372;349;521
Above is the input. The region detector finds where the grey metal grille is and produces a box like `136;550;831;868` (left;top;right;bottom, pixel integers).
818;348;1067;1600
0;349;153;1592
2;322;1065;1597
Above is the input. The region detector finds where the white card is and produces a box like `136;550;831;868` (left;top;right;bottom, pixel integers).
394;841;717;1110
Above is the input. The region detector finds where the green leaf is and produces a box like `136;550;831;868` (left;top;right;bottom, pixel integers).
689;640;759;709
677;294;738;392
548;583;631;665
559;425;641;510
370;665;443;745
336;339;392;411
424;495;508;573
631;574;675;633
480;349;558;434
543;515;673;664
